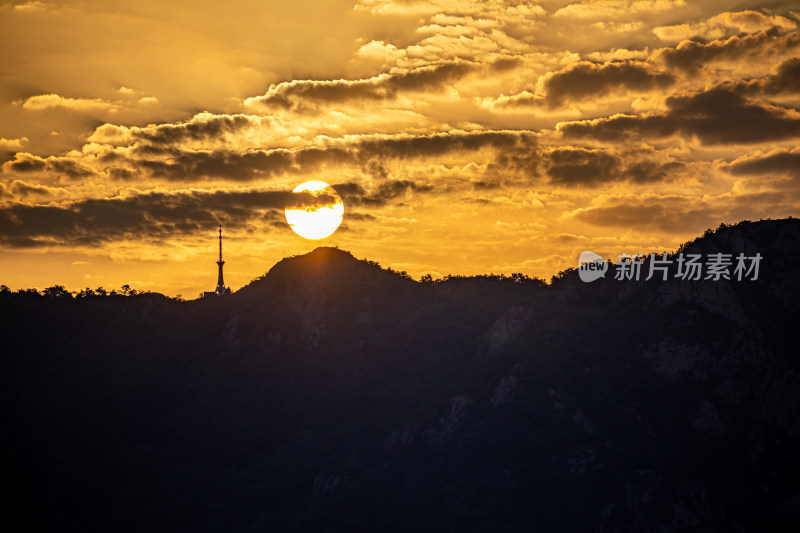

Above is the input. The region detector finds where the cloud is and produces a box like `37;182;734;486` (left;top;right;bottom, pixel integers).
653;30;800;72
731;57;800;96
245;62;477;111
488;59;675;109
623;160;684;183
553;0;688;21
489;91;546;109
0;179;439;248
559;85;800;145
725;150;800;178
355;39;406;64
2;153;96;179
0;137;29;151
127;148;305;182
354;130;531;159
22;94;120;113
546;148;622;186
89;113;272;148
541;60;675;106
60;130;537;183
542;147;684;186
334;179;434;206
653;10;797;42
284;188;340;210
0;188;324;247
12;1;50;13
6;179;67;198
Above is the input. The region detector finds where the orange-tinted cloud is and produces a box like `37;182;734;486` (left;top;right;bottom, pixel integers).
542;61;675;106
653;29;800;72
245;62;478;111
559;86;800;144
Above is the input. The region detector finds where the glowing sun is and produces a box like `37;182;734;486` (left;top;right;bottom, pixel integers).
285;181;344;240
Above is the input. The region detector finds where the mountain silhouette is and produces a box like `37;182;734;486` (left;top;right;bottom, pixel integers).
3;218;800;532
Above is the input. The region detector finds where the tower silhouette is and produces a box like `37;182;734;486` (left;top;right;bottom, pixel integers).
204;225;230;297
215;225;226;295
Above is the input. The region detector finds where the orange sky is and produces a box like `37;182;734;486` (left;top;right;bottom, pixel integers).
1;0;799;297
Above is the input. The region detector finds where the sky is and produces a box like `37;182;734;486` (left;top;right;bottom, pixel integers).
1;0;799;297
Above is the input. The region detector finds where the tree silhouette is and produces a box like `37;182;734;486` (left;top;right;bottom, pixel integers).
16;288;40;296
76;287;96;298
42;285;72;298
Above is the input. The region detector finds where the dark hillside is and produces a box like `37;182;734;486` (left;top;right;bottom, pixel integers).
3;219;799;532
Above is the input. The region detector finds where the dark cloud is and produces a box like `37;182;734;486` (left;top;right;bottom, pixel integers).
560;85;800;144
489;56;522;72
355;130;530;159
471;178;504;190
135;148;298;181
2;153;96;180
93;131;537;182
248;62;477;111
543;148;684;186
623;160;684;183
732;57;800;96
555;233;588;242
331;181;368;201
490;134;540;178
758;56;800;95
389;62;476;91
107;167;137;180
294;146;352;167
0;174;439;247
374;179;434;201
542;61;675;106
100;144;350;182
284;188;340;210
9;180;55;197
125;114;262;145
725;151;800;178
654;29;800;72
493;60;674;108
343;212;376;221
0;188;326;248
546;148;621;186
333;179;433;206
361;160;389;179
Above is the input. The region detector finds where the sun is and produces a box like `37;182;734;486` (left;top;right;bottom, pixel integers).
285;181;344;240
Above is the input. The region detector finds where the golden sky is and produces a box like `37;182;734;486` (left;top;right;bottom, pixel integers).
1;0;799;297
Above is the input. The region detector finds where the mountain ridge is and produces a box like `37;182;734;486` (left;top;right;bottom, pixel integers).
3;218;800;532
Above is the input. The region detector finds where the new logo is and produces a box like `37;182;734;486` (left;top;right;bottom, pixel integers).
578;251;608;282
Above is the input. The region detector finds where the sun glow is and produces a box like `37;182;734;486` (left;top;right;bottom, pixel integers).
284;181;344;240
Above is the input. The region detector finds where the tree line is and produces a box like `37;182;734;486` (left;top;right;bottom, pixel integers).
0;284;171;298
